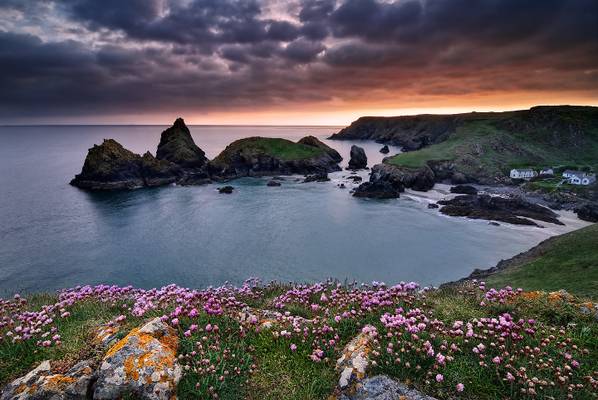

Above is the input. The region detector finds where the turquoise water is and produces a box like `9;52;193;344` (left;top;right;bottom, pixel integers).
0;125;558;295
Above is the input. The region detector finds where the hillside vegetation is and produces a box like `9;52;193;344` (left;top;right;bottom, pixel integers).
486;223;598;298
211;137;325;165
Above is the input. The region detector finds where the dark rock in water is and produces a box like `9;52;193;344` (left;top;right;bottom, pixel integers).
218;186;234;194
70;139;180;190
267;180;281;187
346;175;363;183
489;221;501;226
156;118;208;169
438;194;564;226
298;136;343;162
575;203;598;222
353;181;401;199
379;145;390;154
450;185;478;195
427;203;439;209
368;163;433;192
208;137;341;179
338;183;346;189
304;172;330;183
177;171;211;186
348;145;367;170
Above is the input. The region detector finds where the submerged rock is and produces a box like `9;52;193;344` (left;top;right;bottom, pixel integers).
93;318;181;400
379;145;390;154
346;175;363;183
348;145;367;170
427;203;439;209
438;194;564;226
266;180;281;187
298;135;343;162
218;186;234;194
156;118;207;169
303;172;330;183
70;139;179;190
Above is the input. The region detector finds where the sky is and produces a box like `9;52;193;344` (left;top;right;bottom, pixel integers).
1;0;597;125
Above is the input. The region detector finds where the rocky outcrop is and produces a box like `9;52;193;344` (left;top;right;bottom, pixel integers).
450;185;478;195
438;194;564;226
336;327;377;390
575;203;598;222
367;164;434;192
93;318;181;400
298;136;343;162
156;118;207;169
339;375;437;400
208;137;341;179
1;360;95;400
348;145;367;170
304;172;330;183
353;181;401;199
70;139;180;190
218;186;234;194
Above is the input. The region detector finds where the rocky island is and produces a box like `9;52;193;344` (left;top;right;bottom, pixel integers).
71;121;342;190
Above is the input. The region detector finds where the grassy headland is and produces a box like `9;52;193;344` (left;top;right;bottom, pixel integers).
211;137;325;165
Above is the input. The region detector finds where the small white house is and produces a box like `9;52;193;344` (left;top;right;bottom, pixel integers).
562;170;584;179
539;168;554;176
568;172;596;186
510;168;538;180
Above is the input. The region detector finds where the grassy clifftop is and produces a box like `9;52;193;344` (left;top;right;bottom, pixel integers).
211;137;325;165
486;223;598;298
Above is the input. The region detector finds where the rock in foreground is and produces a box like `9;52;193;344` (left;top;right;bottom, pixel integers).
156;118;208;169
339;375;437;400
348;145;367;170
575;203;598;222
94;318;181;400
438;194;563;226
70;139;180;190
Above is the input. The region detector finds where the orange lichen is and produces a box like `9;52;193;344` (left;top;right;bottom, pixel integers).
105;327;140;358
44;374;77;390
123;356;140;381
14;384;27;394
520;291;542;300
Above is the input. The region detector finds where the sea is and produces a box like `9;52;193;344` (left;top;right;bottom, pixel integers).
0;125;583;296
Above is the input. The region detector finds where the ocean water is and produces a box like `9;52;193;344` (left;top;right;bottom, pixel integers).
0;125;574;296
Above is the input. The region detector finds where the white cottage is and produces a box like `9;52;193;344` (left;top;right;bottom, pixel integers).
539;168;554;176
563;170;583;179
568;172;596;186
510;168;538;180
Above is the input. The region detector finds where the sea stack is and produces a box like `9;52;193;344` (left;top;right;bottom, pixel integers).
156;118;208;169
348;145;367;170
297;136;343;163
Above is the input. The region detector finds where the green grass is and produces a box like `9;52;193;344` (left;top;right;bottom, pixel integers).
212;137;325;164
384;115;598;182
486;224;598;299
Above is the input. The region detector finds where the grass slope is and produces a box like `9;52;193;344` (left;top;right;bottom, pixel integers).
486;224;598;299
385;107;598;182
212;137;325;164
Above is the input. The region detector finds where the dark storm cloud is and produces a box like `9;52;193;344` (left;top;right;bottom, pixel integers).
0;0;597;121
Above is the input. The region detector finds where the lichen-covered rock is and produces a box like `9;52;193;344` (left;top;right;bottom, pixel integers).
339;375;437;400
93;318;181;400
336;326;377;390
1;359;95;400
298;135;343;162
156;118;208;169
348;145;367;170
93;323;122;349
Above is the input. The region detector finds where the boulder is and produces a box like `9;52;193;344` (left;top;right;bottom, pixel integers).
346;176;363;183
369;163;433;192
353;181;401;199
575;203;598;222
427;203;439;209
348;145;367;170
438;194;564;226
1;359;95;400
304;173;330;183
339;375;437;400
218;186;234;194
336;327;377;390
93;318;181;400
338;183;346;189
450;185;478;195
450;172;469;184
70;139;179;190
156;118;207;169
266;180;281;187
298;136;343;162
379;145;390;154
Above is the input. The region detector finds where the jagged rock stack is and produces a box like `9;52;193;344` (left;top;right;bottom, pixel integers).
348;145;367;170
